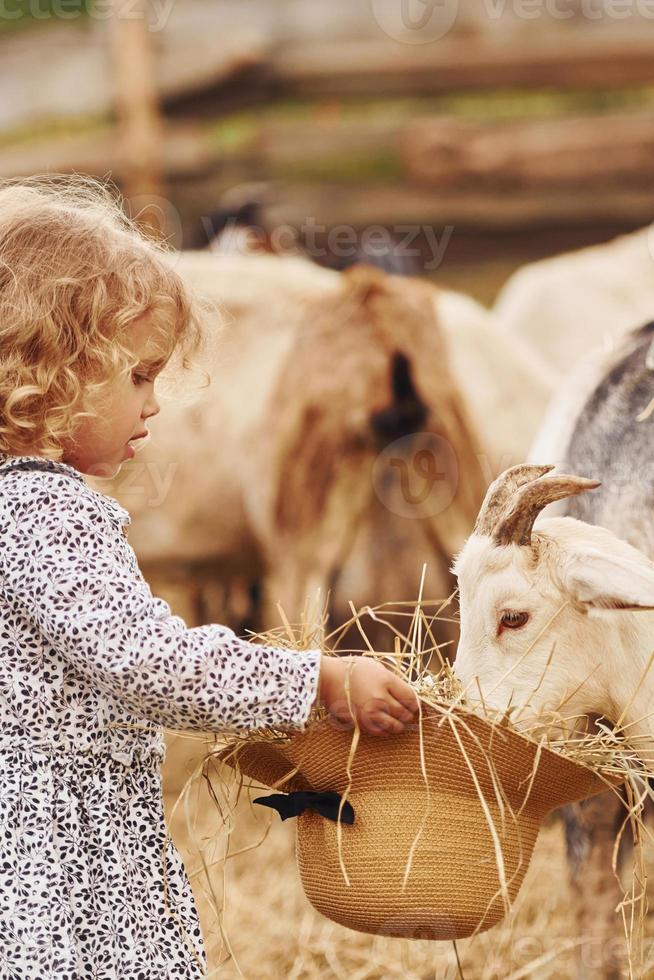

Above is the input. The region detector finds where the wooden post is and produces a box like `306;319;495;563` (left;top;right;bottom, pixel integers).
110;0;168;240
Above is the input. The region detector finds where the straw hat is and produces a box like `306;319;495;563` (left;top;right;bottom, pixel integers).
220;701;616;940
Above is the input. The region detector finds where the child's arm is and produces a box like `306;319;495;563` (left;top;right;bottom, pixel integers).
1;476;321;733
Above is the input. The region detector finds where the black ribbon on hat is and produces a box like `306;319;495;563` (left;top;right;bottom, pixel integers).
253;790;355;824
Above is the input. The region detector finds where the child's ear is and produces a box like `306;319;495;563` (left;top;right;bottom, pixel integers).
564;549;654;611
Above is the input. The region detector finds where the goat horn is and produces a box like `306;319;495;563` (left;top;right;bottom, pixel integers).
474;463;555;537
493;473;602;547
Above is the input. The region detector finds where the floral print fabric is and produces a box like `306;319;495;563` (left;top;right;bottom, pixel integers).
0;454;321;978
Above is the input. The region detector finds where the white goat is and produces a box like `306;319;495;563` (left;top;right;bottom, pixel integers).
453;463;654;752
494;225;654;381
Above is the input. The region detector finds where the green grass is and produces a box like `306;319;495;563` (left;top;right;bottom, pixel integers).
0;113;110;150
205;87;654;139
0;0;91;35
267;149;403;183
435;85;654;119
205;114;259;154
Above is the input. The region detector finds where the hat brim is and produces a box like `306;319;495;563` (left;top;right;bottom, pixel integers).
218;701;617;939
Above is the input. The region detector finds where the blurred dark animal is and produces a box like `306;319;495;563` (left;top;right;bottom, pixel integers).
198;184;420;276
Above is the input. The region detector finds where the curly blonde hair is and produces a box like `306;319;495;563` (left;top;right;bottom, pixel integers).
0;175;206;460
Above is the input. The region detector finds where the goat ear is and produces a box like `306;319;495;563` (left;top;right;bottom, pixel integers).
564;549;654;611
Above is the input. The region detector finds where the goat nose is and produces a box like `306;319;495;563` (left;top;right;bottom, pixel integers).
370;351;428;446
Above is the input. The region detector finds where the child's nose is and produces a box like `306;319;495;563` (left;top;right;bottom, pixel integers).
144;393;160;419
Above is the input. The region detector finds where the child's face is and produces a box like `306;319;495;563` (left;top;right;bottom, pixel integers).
61;315;165;478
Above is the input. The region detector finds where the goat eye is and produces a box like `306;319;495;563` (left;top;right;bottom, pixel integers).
499;610;529;631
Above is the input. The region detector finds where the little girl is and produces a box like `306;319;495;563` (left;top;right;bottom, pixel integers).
0;177;418;979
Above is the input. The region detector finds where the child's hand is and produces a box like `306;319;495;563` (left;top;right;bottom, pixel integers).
317;654;420;736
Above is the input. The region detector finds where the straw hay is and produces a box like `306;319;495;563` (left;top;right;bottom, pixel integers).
161;578;654;978
165;792;654;979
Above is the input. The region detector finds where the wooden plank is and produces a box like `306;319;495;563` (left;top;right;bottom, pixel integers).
264;181;654;231
2;112;654;233
4;30;654;143
0;121;212;181
275;36;654;95
400;113;654;187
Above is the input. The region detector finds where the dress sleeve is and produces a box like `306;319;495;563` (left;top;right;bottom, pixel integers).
0;476;322;733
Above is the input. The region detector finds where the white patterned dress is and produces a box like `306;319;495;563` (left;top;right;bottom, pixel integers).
0;453;322;979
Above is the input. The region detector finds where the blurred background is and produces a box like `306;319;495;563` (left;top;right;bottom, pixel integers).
4;0;654;300
8;3;654;976
13;0;651;645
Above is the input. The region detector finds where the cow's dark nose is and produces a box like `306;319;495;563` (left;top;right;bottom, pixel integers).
370;352;428;446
